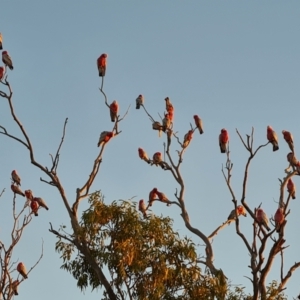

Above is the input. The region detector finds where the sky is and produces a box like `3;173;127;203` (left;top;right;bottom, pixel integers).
1;1;300;299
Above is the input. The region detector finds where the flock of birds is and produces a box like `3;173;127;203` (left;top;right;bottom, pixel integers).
95;52;296;234
0;40;298;293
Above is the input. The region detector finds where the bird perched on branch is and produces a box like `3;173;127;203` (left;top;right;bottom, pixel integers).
138;148;150;164
256;208;270;231
11;170;21;186
149;188;158;206
152;121;163;137
0;66;4;80
136;94;144;109
152;152;164;168
17;262;28;279
183;130;193;149
34;197;49;210
287;152;298;167
287;178;296;199
97;53;107;77
11;185;25;197
156;190;170;206
165;97;174;113
227;205;247;223
267;126;279;151
97;131;114;147
193;115;204;134
138;199;147;218
109;100;119;122
274;207;285;233
0;33;2;50
282;130;294;152
30;200;39;216
162;113;171;132
219;129;229;153
11;280;19;295
2;51;13;70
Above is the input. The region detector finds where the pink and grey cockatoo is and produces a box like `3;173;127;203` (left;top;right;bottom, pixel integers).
282;130;294;152
30;200;39;216
109;100;119;122
11;279;19;295
17;262;28;279
11;170;21;186
165;97;174;113
149;188;158;207
183;130;193;149
97;131;114;147
287;178;296;199
0;66;4;80
267;126;279;151
227;205;247;223
138;199;147;218
136;94;144;109
256;208;270;231
34;197;49;210
152;121;163;137
11;185;25;197
274;207;285;233
162;113;171;132
138;148;150;164
156;190;170;206
25;189;34;201
2;51;13;70
152;152;163;168
219;129;229;153
0;33;2;50
193;115;204;134
287;152;298;167
97;53;107;77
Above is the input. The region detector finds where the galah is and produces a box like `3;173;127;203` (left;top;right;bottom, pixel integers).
167;111;174;122
193;115;204;134
149;188;158;206
0;33;2;50
267;126;279;151
17;262;28;279
287;178;296;199
2;51;13;70
136;94;144;109
227;205;247;223
11;185;25;197
30;200;39;216
274;207;285;233
11;170;21;186
0;66;4;80
162;113;171;132
24;189;34;201
138;199;147;218
282;130;294;152
256;208;270;231
287;152;298;167
138;148;150;164
11;279;19;295
97;53;107;77
156;190;170;206
296;161;300;174
109;100;119;122
183;130;193;148
97;131;114;147
152;152;163;167
165;97;174;113
219;129;229;153
152;121;162;137
34;197;49;210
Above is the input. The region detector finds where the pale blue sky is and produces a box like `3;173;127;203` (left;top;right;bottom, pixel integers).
1;2;300;299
